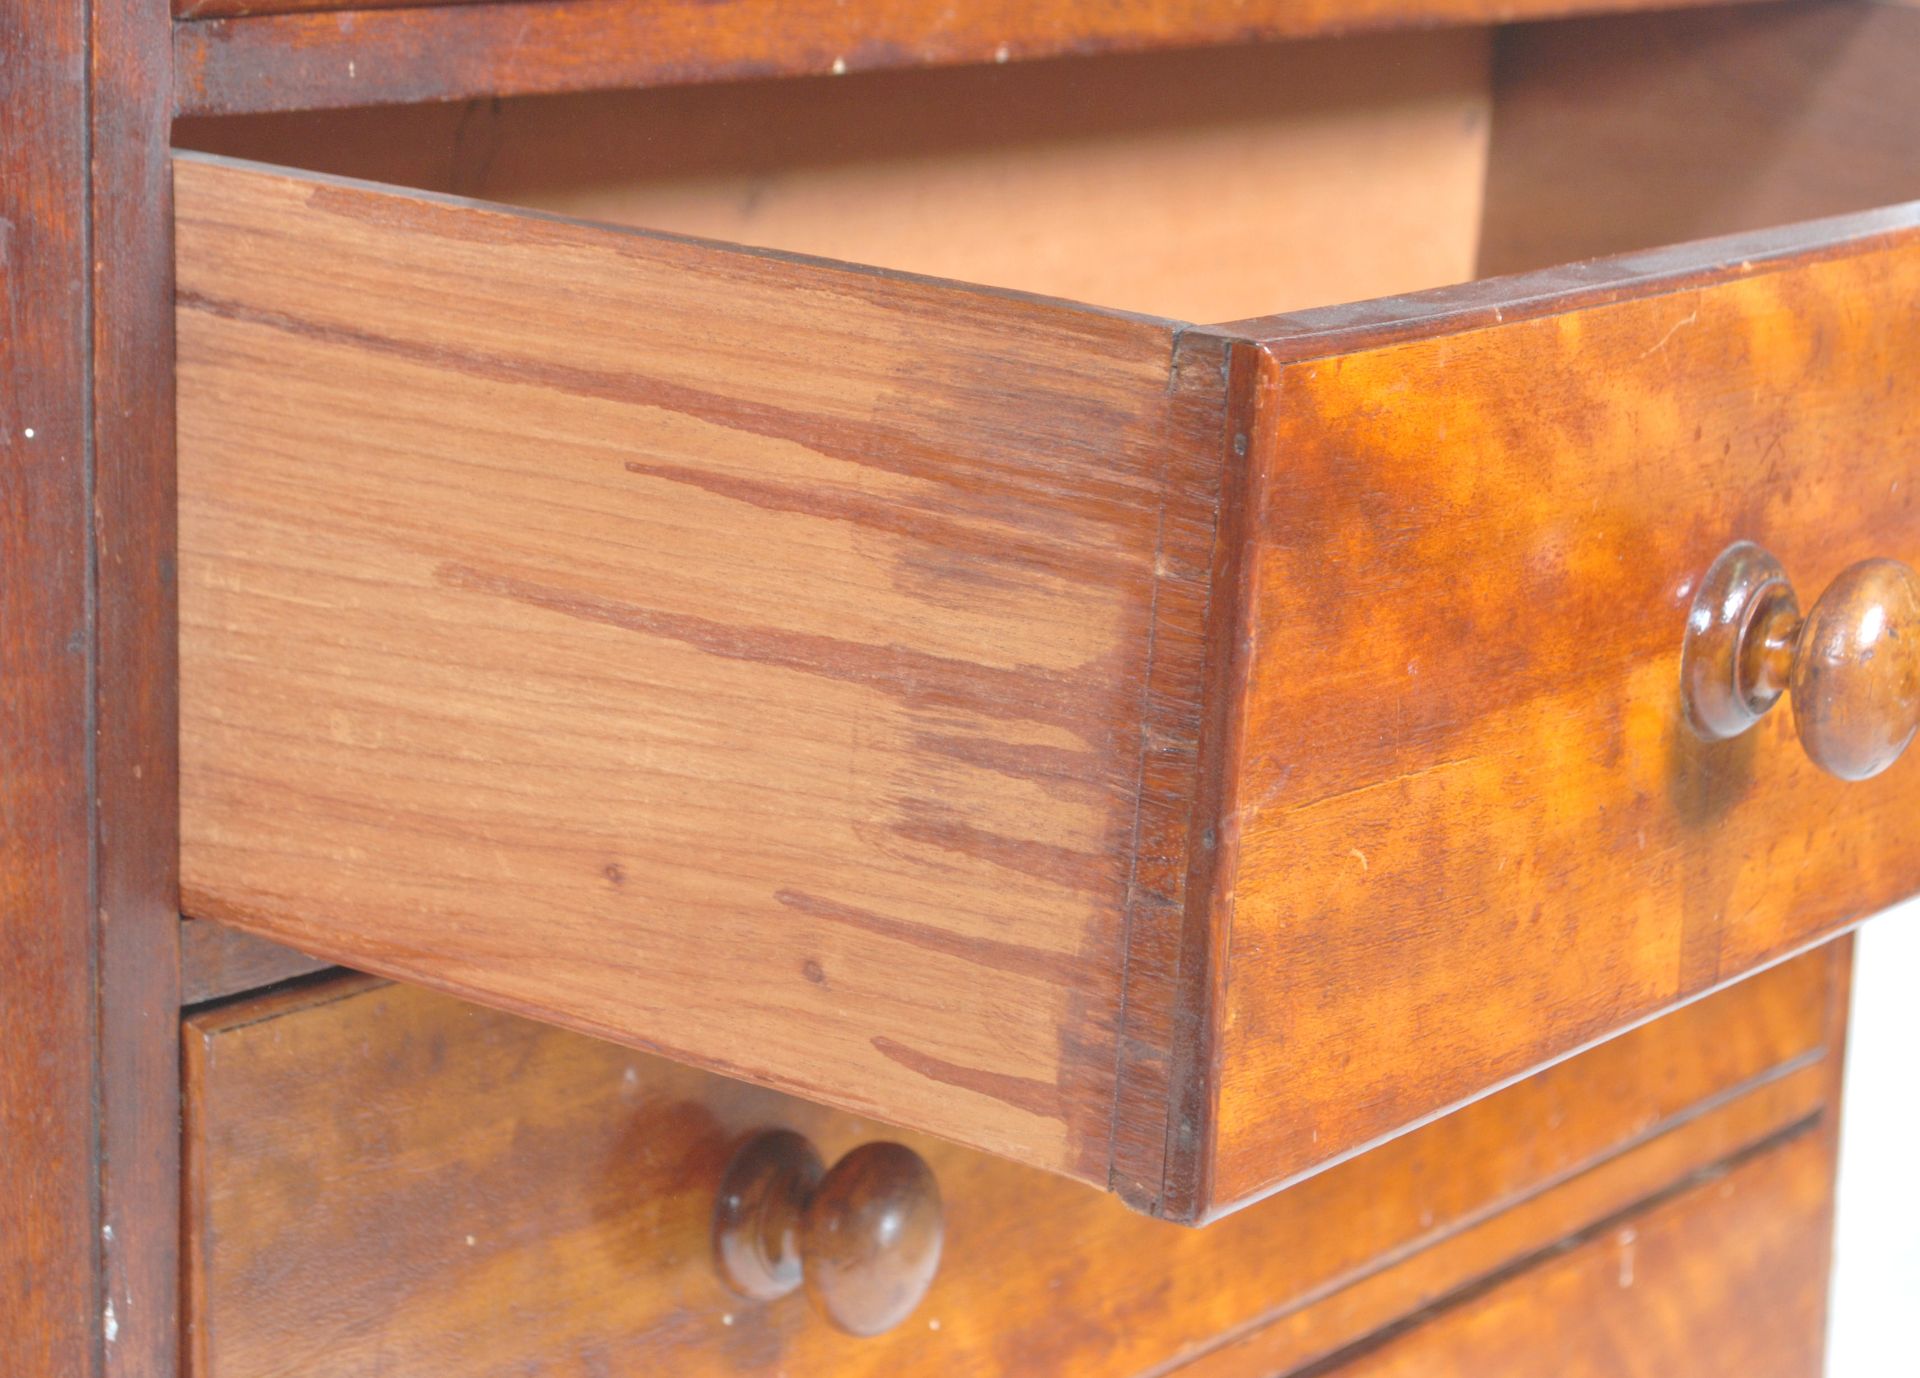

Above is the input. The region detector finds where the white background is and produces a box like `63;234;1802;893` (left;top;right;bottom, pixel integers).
1826;910;1920;1377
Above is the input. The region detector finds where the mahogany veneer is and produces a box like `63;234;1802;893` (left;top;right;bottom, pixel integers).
182;946;1845;1377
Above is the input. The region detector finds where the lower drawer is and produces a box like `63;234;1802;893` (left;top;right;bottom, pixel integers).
1303;1129;1836;1378
183;944;1845;1377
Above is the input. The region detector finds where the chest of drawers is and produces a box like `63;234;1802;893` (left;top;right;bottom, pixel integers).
4;0;1916;1373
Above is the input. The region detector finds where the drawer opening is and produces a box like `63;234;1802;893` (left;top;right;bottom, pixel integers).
174;1;1920;328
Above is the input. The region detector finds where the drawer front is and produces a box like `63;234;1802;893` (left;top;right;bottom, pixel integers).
183;946;1841;1378
1195;214;1920;1213
177;149;1917;1219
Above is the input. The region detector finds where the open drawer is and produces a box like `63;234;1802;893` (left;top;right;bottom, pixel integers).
175;3;1920;1221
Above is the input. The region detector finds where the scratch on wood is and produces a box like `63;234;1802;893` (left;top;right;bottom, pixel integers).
1277;754;1481;816
1638;309;1698;359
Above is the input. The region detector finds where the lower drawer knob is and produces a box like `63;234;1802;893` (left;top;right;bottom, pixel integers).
1682;541;1920;779
712;1129;944;1336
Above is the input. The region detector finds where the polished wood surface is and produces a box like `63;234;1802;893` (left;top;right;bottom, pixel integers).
1792;560;1920;780
1193;209;1920;1215
1174;932;1852;1378
93;8;186;1371
1305;1128;1836;1378
1684;542;1920;780
0;0;102;1364
715;1131;945;1336
182;947;1842;1378
170;0;1778;117
2;0;181;1370
174;151;1231;1185
1681;541;1805;743
176;31;1494;324
801;1144;944;1338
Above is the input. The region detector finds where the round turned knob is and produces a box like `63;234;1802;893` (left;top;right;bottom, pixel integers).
1681;541;1920;780
712;1130;943;1337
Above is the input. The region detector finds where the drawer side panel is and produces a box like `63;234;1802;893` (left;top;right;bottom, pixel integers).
174;154;1227;1183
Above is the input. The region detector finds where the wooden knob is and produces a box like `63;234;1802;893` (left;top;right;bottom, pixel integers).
712;1130;943;1336
1682;541;1920;780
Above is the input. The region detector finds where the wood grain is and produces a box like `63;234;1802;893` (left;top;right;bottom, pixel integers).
1195;208;1920;1213
174;151;1233;1184
1480;1;1920;277
170;0;1780;116
0;0;102;1364
175;30;1494;324
183;947;1839;1378
3;0;181;1367
1301;1129;1835;1378
92;0;184;1370
1173;936;1850;1377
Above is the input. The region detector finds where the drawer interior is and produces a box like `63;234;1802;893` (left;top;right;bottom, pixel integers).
175;3;1920;324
